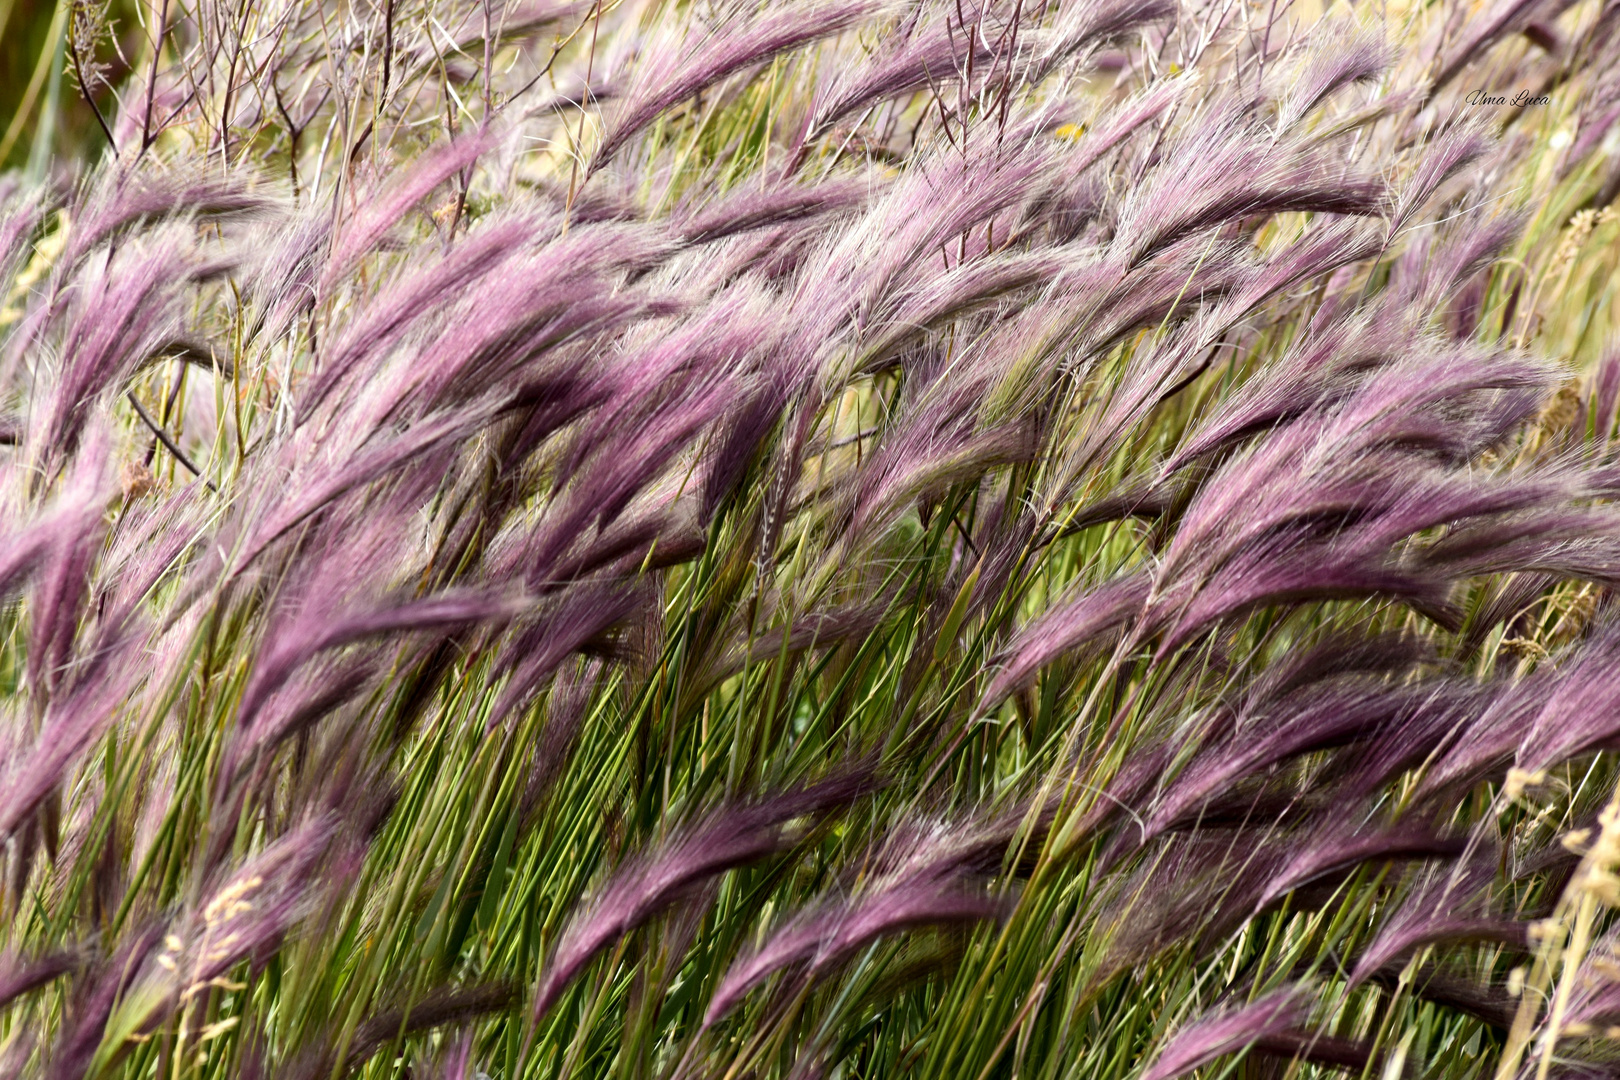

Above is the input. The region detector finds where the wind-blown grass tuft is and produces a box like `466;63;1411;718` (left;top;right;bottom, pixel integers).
3;0;1620;1077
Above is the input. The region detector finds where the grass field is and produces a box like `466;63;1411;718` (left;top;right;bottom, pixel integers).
4;0;1620;1076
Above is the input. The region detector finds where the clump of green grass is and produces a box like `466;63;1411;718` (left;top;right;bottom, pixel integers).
3;0;1620;1077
